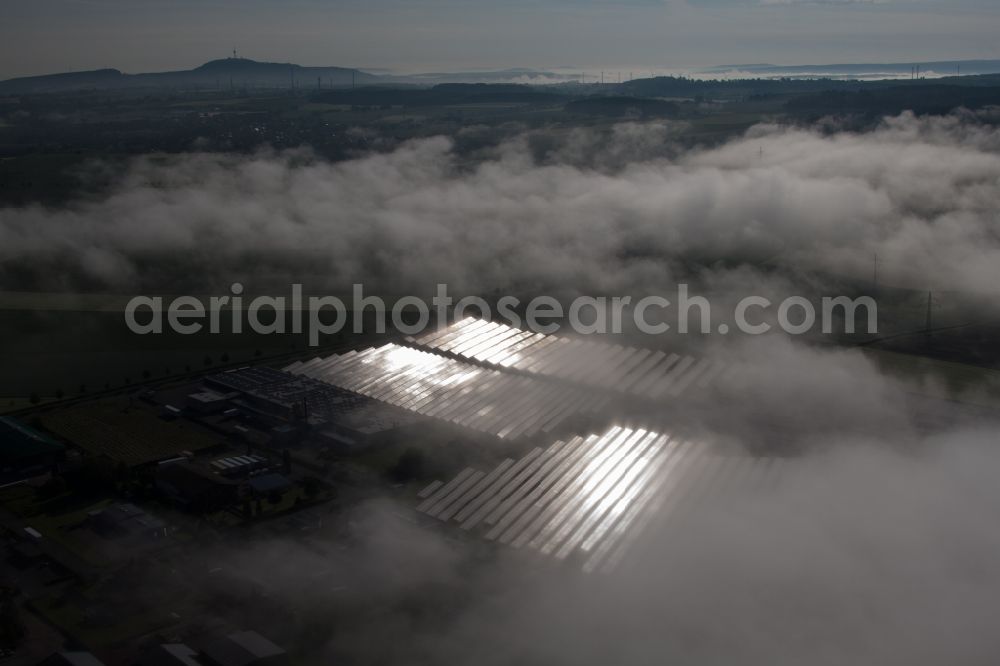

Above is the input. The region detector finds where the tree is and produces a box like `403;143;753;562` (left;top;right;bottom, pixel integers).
0;587;24;650
37;476;67;500
302;476;324;500
389;447;425;483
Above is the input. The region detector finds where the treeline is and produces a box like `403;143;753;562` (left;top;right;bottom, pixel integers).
786;84;1000;117
617;73;1000;101
564;96;680;118
313;83;569;107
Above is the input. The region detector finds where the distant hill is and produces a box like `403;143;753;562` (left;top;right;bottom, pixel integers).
0;60;579;95
0;58;379;94
6;57;1000;96
0;68;127;94
384;68;576;85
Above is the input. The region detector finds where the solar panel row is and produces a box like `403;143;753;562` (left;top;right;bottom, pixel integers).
285;343;608;440
409;317;730;400
417;425;783;573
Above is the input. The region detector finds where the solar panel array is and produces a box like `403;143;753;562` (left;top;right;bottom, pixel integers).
274;323;776;571
285;344;608;440
417;425;782;573
408;317;729;400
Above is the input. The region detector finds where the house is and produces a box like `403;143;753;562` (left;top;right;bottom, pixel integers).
89;503;167;539
155;462;240;512
139;643;202;666
200;630;287;666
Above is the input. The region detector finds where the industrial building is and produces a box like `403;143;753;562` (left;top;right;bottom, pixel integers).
89;502;168;540
154;461;242;512
203;366;423;449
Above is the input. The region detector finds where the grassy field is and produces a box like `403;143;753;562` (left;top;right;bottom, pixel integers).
31;586;182;652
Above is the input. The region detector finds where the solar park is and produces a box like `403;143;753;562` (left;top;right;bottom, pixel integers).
285;318;778;571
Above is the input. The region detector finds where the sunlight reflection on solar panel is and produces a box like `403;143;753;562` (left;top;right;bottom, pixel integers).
406;318;726;401
286;342;600;439
414;424;781;573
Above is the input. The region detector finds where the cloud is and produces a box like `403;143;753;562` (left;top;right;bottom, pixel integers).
3;111;1000;301
176;423;1000;665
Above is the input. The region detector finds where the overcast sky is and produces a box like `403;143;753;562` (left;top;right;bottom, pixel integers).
2;0;999;79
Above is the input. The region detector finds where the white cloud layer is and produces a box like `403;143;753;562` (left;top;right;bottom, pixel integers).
3;111;1000;297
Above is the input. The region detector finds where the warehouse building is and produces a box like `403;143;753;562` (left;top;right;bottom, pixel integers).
0;416;64;483
203;367;423;449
